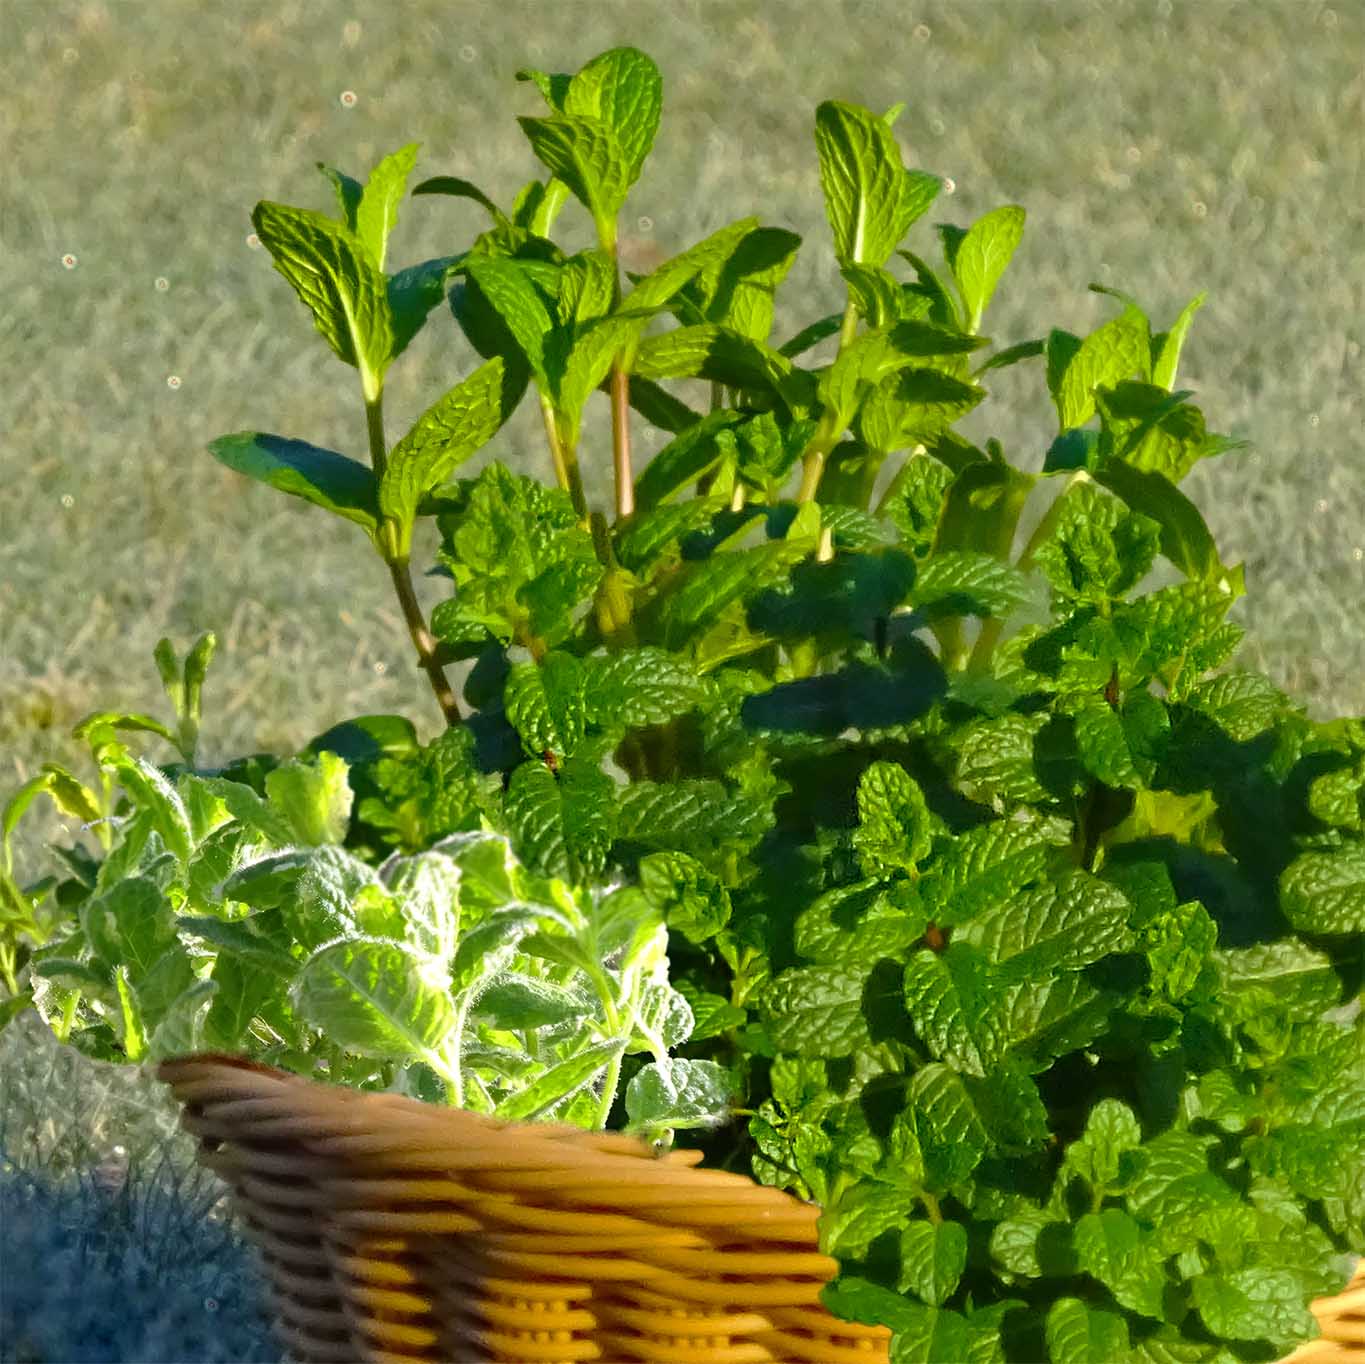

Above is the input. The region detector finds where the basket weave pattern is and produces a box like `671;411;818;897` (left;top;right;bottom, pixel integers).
158;1054;892;1364
1281;1261;1365;1364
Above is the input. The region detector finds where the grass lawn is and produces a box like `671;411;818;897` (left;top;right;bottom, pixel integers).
1;0;1361;1125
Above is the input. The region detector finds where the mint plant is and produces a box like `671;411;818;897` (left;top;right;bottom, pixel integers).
5;44;1362;1364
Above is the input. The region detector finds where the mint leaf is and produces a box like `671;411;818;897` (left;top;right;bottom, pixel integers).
1094;455;1231;585
1191;1269;1315;1347
958;872;1133;980
1045;1298;1130;1364
503;759;617;882
1052;305;1150;432
518;115;631;243
899;1219;969;1306
264;751;352;847
462;256;556;387
380;356;509;551
1073;1208;1168;1318
638;851;731;945
1152;291;1207;391
1034;481;1162;604
494;1039;625;1122
909;1063;988;1191
950;205;1026;333
910;551;1031;621
1280;845;1365;935
797;880;927;966
585;648;708;730
903;943;999;1077
355;142;419;271
206;433;380;543
503;652;588;759
815;100;932;268
251;200;392;394
563;46;662;186
762;965;869;1056
1215;940;1342;1018
1065;1098;1142;1194
854;761;933;876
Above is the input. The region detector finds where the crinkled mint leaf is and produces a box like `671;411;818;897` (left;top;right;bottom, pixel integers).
1280;845;1365;935
899;1218;969;1306
1045;1297;1130;1364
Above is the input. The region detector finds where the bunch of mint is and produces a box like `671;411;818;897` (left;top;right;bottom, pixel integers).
4;45;1360;1363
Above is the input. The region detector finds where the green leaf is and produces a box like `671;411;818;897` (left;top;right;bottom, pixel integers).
638;851;731;945
563;46;662;185
796;880;927;967
635;409;746;510
1065;1098;1142;1193
104;754;193;865
316;160;363;229
251;200;393;395
815;100;932;268
503;759;617;883
380;356;509;551
910;551;1030;620
1094;455;1231;585
518;115;631;243
177;913;298;979
1074;698;1142;788
264;751;352;847
1187;668;1288;741
1215;940;1342;1018
922;816;1071;925
680;225;804;343
585;649;708;730
933;461;1034;563
495;1039;625;1122
1053;306;1150;432
899;1219;969;1306
503;653;588;759
951;205;1026;333
475;972;595;1031
411;175;510;227
625;1058;737;1131
1073;1208;1168;1318
1191;1269;1316;1348
762;965;869;1057
1045;1298;1130;1364
1280;845;1365;934
207;433;380;542
203;955;277;1052
853;761;933;877
1152;292;1207;391
356;142;419;271
291;937;455;1064
1034;479;1162;604
461;253;555;387
903;944;999;1077
909;1064;988;1191
958;872;1133;980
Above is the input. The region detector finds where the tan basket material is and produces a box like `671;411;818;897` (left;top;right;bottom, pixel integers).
158;1053;892;1364
1279;1260;1365;1364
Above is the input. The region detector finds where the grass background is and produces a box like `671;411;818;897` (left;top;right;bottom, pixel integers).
2;0;1363;878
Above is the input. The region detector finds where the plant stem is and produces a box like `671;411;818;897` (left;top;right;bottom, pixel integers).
541;397;590;524
365;392;462;727
386;559;463;726
611;366;634;519
595;1047;625;1129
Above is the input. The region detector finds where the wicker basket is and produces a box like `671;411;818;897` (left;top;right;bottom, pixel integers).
157;1054;893;1364
1281;1261;1365;1364
158;1053;1363;1364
